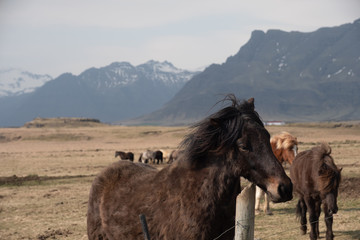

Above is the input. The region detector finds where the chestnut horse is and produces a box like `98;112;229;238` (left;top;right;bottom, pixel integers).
87;96;293;240
114;151;134;162
290;143;341;240
255;132;298;214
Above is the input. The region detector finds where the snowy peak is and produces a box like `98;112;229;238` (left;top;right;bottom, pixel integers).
79;60;198;91
137;60;196;86
0;69;52;97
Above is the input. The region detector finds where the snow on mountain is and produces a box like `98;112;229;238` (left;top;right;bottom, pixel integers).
0;69;52;97
79;60;198;91
137;60;196;86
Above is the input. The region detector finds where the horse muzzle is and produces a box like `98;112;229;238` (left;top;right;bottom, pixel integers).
266;178;293;203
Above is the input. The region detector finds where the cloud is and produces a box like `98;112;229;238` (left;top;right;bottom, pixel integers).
0;0;359;76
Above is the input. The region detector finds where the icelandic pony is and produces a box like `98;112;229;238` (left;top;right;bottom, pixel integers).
114;151;134;162
255;132;298;214
290;143;341;240
152;150;163;164
138;150;153;163
159;149;169;162
167;149;183;164
87;96;293;240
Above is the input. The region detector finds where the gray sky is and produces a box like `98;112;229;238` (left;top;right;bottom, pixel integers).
0;0;359;77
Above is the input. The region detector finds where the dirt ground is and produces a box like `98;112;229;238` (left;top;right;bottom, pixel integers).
0;122;359;239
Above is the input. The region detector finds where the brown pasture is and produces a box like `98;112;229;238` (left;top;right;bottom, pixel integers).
0;122;359;240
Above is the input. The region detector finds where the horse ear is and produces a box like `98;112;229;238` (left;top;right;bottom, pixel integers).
247;98;255;110
339;167;343;172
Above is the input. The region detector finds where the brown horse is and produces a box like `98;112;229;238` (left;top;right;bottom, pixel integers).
87;96;293;240
255;131;298;214
290;143;341;240
114;151;134;161
167;149;183;164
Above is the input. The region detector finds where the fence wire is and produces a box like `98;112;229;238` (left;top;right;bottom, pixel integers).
212;215;334;240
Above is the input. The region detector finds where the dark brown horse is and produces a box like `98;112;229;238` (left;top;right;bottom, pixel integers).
114;151;134;161
290;143;341;240
255;131;298;214
87;96;293;240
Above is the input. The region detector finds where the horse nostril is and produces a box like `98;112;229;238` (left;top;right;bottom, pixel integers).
278;182;293;201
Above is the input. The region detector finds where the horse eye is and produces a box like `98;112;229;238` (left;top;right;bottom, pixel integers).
238;140;250;152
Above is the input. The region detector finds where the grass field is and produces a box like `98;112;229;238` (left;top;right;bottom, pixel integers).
0;121;359;240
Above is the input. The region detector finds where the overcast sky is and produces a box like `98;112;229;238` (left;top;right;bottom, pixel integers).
0;0;359;78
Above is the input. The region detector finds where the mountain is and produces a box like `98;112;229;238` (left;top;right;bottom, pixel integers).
131;19;360;125
0;69;52;97
0;61;198;127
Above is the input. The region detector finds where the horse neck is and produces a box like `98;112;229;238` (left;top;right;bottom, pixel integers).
171;159;240;209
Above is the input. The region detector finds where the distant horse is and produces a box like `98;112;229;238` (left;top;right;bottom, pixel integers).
114;151;134;162
255;132;298;214
167;149;183;164
290;143;341;240
138;150;153;163
159;149;169;162
152;150;163;164
87;96;293;240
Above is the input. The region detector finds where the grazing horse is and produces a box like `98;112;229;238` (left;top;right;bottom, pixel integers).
152;150;163;164
159;149;169;162
87;96;293;240
138;150;154;163
167;149;183;164
255;132;298;214
114;151;134;162
290;143;341;240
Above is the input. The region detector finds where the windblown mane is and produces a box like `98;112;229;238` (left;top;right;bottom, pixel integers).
271;131;298;150
315;143;341;193
181;94;263;168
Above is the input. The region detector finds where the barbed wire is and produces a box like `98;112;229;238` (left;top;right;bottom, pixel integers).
212;214;334;240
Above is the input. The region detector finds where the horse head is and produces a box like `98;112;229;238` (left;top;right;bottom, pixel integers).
182;95;292;203
318;144;342;215
235;100;293;203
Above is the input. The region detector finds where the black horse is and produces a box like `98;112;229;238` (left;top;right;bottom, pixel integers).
152;150;163;164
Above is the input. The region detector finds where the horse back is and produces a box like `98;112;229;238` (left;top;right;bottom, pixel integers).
87;161;157;239
290;149;316;195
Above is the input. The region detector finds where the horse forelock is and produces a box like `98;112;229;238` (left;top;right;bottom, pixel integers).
181;97;262;166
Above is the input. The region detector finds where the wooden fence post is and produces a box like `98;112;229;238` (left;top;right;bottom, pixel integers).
235;183;255;240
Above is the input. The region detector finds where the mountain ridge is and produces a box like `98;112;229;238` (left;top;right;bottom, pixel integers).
0;61;198;127
128;19;360;125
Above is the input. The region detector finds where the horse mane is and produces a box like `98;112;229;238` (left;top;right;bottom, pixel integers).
180;94;263;168
315;143;341;193
271;131;298;150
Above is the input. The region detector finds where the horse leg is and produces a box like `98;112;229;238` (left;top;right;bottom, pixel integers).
305;196;318;240
297;198;307;235
264;192;272;215
323;203;334;240
255;186;263;213
315;200;321;238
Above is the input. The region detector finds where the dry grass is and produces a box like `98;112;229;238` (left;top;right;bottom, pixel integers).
0;123;359;240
